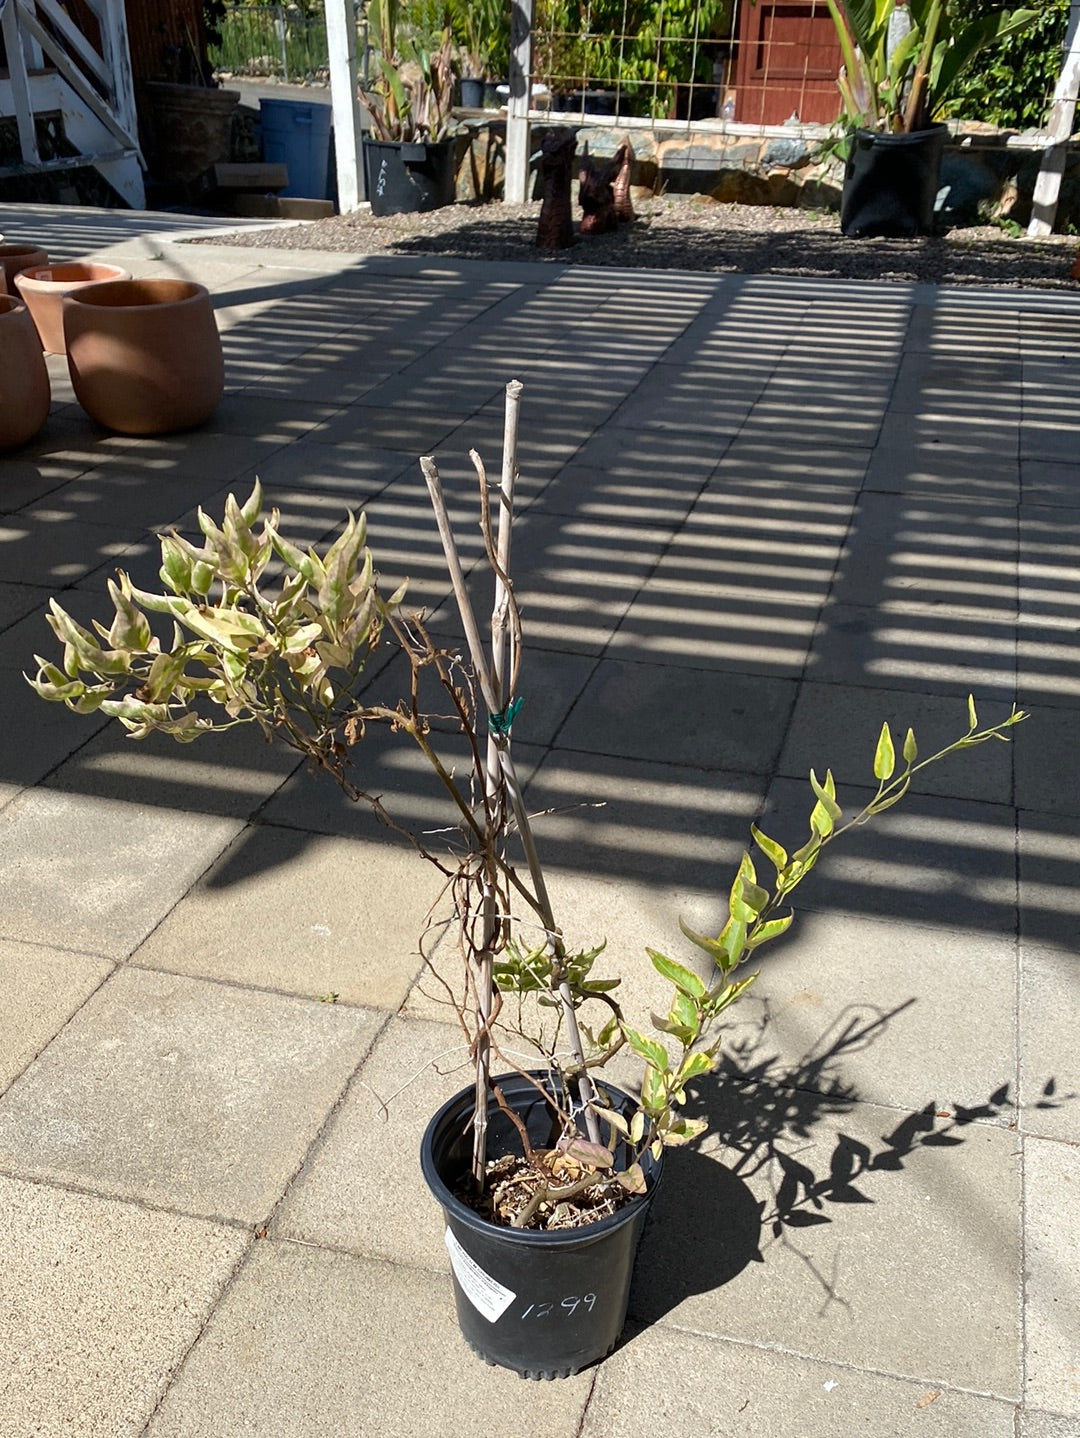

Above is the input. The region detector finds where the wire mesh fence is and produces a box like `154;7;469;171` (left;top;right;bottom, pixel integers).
210;2;845;128
532;1;842;126
211;5;334;83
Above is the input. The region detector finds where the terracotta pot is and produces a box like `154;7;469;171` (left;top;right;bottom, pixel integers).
15;262;131;355
63;278;224;436
0;295;51;450
0;244;49;296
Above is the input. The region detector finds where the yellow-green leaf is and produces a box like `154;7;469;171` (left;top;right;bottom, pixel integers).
902;726;917;764
622;1025;669;1073
751;822;788;876
873;721;896;781
647;948;706;999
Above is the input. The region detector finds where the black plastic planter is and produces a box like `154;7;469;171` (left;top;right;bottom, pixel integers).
421;1071;662;1380
840;125;947;238
459;77;485;109
363;138;457;217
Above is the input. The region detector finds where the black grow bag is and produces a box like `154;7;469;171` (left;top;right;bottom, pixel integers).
421;1071;662;1380
364;138;457;217
840;125;947;238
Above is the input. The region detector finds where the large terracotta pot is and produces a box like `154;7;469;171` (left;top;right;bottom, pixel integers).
15;262;131;355
0;295;51;450
0;244;48;295
63;278;224;436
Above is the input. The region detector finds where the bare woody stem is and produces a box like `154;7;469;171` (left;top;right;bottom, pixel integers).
420;390;602;1168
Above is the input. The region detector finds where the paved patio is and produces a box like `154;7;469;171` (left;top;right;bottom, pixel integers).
1;200;1078;1438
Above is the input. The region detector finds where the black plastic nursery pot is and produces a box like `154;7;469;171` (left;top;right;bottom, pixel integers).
420;1071;662;1380
840;125;947;238
363;138;457;217
459;76;485;109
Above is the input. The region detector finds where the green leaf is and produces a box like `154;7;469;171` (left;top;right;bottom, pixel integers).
678;1051;716;1084
105;579;152;652
659;1116;708;1146
873;721;896;781
809;768;842;820
746;911;794;950
159;535;195;594
711;971;759;1016
239;479;263;527
751;822;788;877
810;800;835;839
902;726;918;764
622;1025;670;1074
967;693;978;729
718;916;747;968
678;917;728;965
647;948;706;999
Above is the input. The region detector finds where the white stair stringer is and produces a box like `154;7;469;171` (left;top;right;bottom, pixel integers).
58;80;144;208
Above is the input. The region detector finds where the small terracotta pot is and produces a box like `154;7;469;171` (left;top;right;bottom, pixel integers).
15;262;132;355
0;295;51;450
0;244;49;296
64;278;224;436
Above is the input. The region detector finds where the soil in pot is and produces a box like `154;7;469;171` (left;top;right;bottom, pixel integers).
15;263;131;355
841;126;948;238
0;295;51;450
421;1071;661;1379
63;278;224;436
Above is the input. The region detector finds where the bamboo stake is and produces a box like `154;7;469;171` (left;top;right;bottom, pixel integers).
419;386;601;1170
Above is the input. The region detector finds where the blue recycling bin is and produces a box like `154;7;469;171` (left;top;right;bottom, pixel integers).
259;98;333;200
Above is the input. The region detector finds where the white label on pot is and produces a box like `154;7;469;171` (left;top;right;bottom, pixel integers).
444;1228;516;1323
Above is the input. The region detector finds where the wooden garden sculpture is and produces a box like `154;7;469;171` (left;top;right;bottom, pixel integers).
536;129;576;250
612;137;635;223
578;143;618;236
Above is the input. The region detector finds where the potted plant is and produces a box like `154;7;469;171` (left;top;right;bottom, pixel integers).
25;384;1027;1378
825;0;1038;236
448;0;508;109
361;0;460;216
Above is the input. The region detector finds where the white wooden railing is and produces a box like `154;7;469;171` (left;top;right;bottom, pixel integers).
0;0;144;207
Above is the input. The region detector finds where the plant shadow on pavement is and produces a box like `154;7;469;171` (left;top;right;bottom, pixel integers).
625;998;1071;1332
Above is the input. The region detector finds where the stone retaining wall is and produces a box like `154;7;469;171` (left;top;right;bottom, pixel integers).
456;115;1080;231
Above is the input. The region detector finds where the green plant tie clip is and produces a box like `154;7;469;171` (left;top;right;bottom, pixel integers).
488;697;523;736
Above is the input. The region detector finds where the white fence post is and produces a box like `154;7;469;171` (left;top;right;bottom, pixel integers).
504;0;534;204
1028;0;1080;237
325;0;365;212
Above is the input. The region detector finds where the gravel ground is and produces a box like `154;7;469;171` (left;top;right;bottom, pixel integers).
193;195;1080;289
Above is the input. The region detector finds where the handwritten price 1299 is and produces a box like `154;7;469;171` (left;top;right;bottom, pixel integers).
520;1294;597;1321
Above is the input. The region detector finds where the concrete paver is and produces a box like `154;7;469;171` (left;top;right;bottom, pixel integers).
0;788;242;958
1;199;1077;1435
633;1099;1022;1396
583;1326;1018;1437
0;967;381;1222
0;938;111;1092
0;1173;248;1438
1023;1135;1080;1417
144;1244;592;1438
133;829;427;1008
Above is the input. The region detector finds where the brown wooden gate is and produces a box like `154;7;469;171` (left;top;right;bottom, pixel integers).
733;0;843;126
